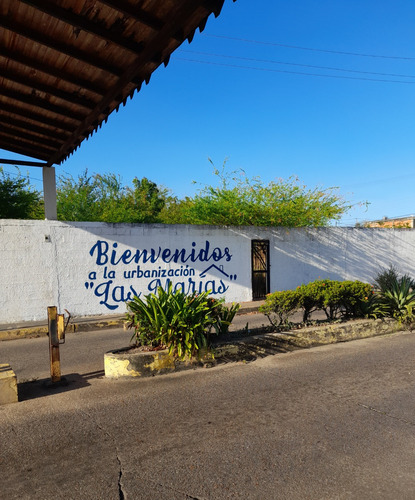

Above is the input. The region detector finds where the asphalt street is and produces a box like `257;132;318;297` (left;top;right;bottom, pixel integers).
0;311;272;383
1;328;415;499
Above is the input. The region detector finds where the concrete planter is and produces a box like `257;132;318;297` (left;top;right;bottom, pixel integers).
105;318;407;379
0;364;18;405
105;347;194;379
104;344;239;379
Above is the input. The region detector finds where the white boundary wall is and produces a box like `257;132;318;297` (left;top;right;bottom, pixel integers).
1;219;415;323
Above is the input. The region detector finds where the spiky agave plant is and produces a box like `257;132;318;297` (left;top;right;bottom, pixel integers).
381;276;415;320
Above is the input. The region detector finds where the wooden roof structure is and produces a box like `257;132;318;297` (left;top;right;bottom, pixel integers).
0;0;236;168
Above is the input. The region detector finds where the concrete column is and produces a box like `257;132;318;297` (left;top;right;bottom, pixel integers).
42;166;57;220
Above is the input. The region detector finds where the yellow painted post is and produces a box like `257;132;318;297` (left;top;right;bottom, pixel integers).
57;314;65;341
47;306;61;383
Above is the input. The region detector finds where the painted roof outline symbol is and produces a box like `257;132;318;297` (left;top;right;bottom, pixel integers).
199;264;230;278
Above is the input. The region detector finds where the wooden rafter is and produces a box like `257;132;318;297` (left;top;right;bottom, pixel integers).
0;47;107;95
0;114;69;141
0;17;123;75
98;0;165;32
0;0;237;167
1;102;77;132
20;0;146;54
1;66;96;109
0;87;87;121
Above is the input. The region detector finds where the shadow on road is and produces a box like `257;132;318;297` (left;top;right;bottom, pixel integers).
18;370;104;401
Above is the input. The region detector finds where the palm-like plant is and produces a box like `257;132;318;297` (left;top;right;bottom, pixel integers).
381;276;415;320
126;284;239;360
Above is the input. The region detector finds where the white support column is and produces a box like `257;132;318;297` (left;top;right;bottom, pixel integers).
42;166;57;220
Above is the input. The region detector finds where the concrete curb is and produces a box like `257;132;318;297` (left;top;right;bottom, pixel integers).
104;317;408;379
0;316;126;341
225;317;407;355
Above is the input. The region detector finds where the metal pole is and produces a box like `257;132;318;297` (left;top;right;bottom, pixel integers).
47;306;61;383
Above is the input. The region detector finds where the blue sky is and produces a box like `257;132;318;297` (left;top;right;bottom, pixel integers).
2;0;415;226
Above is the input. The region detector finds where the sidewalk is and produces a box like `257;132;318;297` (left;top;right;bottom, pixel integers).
0;300;265;341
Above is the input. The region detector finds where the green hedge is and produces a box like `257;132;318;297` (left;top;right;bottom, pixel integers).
259;279;374;328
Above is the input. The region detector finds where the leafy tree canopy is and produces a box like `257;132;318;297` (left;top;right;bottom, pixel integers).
160;161;351;227
0;167;43;219
0;161;355;227
57;170;167;223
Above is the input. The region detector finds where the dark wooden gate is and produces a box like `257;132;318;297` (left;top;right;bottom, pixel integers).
251;240;270;300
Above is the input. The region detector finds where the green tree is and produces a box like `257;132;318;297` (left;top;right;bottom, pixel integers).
0;167;43;219
160;161;352;227
57;170;167;223
128;177;166;223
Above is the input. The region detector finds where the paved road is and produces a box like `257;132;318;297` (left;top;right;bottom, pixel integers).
0;311;272;383
1;330;415;499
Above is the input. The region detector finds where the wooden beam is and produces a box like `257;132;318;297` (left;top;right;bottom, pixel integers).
0;132;56;155
20;0;146;55
98;0;165;32
0;158;48;167
0;102;76;132
0;66;96;110
0;138;50;161
0;16;123;76
0;88;87;122
47;0;214;166
0;126;63;150
0;47;107;96
0;113;70;142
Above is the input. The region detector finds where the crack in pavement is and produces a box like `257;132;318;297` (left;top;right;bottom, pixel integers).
116;454;125;500
79;410;126;500
317;386;415;427
78;410;207;499
316;386;415;427
314;386;415;427
357;403;415;426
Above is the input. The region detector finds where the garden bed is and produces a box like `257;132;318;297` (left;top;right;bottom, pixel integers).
104;317;406;379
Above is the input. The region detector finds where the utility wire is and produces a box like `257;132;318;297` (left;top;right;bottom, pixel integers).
0;166;43;183
203;34;415;61
180;49;415;79
174;57;415;84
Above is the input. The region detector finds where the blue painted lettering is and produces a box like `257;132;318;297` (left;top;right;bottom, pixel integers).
89;240;233;266
93;280;141;310
90;240;109;265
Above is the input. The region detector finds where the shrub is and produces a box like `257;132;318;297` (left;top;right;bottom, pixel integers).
126;284;227;360
259;290;299;328
296;280;372;321
297;281;326;322
321;280;346;320
261;279;374;329
334;281;374;319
